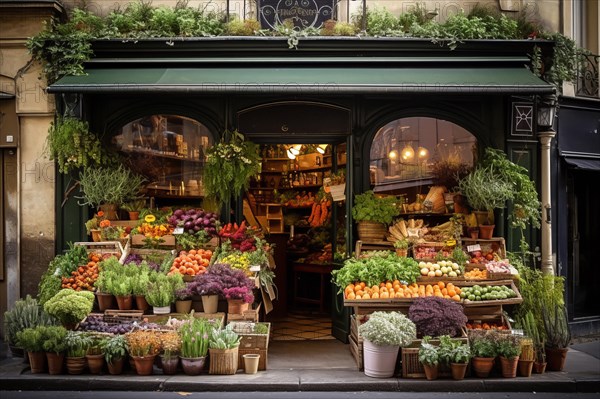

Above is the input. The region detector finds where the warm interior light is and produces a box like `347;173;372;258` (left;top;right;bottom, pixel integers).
417;146;430;160
290;145;301;156
287;148;296;159
388;150;398;160
317;144;328;154
401;144;415;161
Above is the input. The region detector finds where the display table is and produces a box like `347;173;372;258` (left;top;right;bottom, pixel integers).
291;262;334;313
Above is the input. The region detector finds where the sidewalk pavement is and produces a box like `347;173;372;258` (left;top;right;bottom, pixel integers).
1;340;598;393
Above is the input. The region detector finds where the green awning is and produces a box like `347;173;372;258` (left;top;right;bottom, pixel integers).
48;66;553;94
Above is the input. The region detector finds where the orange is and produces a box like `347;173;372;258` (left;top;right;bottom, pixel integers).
452;295;461;301
371;292;380;299
354;285;362;293
346;292;356;300
385;282;393;290
355;290;364;297
380;291;389;299
362;293;371;300
438;281;445;289
442;288;448;296
359;282;366;289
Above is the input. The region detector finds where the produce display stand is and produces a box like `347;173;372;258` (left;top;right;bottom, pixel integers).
354;240;393;258
74;241;127;259
118;246;177;264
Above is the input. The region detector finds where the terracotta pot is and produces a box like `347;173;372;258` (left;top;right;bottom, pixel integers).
91;229;102;242
132;355;156;375
46;352;65;375
478;224;495;239
533;361;547;374
128;211;140;221
423;363;439;380
473;210;493;225
28;351;46;374
227;299;249;314
499;356;519;378
201;295;219;314
65;356;86;375
453;194;468;214
115;295;133;310
107;357;125;375
175;299;192;314
100;204;118;220
181;356;206;376
135;295;149;313
86;353;105;374
96;292;115;311
545;347;568;371
450;362;468;380
161;355;180;375
471;356;495;378
518;359;534;377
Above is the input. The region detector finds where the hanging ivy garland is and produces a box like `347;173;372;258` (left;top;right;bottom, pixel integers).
203;130;261;208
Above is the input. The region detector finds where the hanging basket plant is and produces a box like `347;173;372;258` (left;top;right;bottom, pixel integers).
46;116;112;174
203;130;261;208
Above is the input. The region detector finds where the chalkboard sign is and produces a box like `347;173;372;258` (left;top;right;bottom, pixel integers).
258;0;337;30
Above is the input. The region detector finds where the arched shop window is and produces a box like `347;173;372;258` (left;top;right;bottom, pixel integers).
370;117;477;198
111;115;213;199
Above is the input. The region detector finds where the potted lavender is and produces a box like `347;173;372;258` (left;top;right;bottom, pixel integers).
175;285;193;314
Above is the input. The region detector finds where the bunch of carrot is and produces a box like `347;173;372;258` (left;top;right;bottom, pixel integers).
308;199;331;227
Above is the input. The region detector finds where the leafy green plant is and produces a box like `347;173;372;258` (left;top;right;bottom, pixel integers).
87;335;107;355
518;310;545;363
16;326;47;352
181;317;212;357
393;239;409;250
43;289;95;326
203;130;262;209
65;331;93;357
209;326;241;350
121;199;146;213
102;334;128;364
358;311;416;347
468;329;499;358
451;343;471;364
42;326;68;354
496;334;522;359
77;165;145;208
3;295;57;347
543;303;571;349
458;164;512;214
145;273;184;307
46;117;113;174
418;336;439;366
332;253;420;293
352;191;400;224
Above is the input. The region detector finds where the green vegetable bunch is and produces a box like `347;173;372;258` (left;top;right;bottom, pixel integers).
352;191;400;225
332;253;420;293
38;243;89;305
43;289;95;326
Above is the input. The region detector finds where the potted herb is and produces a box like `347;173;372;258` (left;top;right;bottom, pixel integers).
107;274;133;311
497;334;522;378
352;191;400;241
102;334;128;375
520;310;546;374
42;325;68;375
43;289;95;330
418;337;439;380
449;342;471;380
393;239;409;257
180;317;212;375
203;130;262;214
131;265;151;313
64;331;92;375
175;285;193;314
3;295;56;358
16;326;47;373
408;296;467;338
86;335;107;374
77;164;145;220
208;326;241;375
543;303;571;371
159;330;181;375
121;198;146;220
358;311;416;378
468;329;499;378
146;273;184;314
126;330;162;375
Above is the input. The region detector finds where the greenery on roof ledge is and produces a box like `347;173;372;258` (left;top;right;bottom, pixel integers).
28;1;584;90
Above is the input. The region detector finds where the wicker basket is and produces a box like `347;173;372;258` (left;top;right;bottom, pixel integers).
357;221;387;241
209;347;239;375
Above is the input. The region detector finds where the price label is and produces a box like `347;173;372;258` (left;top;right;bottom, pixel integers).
467;244;481;253
445;239;457;247
173;227;184;235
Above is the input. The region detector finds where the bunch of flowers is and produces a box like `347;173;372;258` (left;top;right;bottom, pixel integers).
203;130;261;208
218;251;252;275
85;211;106;235
223;286;254;304
126;330;162;357
159;331;181;361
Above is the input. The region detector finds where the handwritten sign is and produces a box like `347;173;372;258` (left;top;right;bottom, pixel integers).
258;0;337;30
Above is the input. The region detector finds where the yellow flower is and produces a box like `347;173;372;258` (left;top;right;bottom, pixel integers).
145;215;156;223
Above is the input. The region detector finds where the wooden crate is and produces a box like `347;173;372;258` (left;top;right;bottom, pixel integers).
227;321;270;349
238;348;268;371
119;247;177;265
103;309;144;324
75;241;126;259
349;333;363;370
466;313;512;333
413;242;453;261
226;303;262;323
456;279;522;307
131;234;176;248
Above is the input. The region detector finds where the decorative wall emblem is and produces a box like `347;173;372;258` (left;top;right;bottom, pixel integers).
511;102;534;136
258;0;337;30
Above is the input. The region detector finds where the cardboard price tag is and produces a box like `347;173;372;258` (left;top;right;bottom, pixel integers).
467;244;482;253
173;227;184;235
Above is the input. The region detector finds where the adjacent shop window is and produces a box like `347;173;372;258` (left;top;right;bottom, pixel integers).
112;115;213;199
370;117;477;195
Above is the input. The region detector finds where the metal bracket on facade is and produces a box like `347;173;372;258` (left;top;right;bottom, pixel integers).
62;93;81;118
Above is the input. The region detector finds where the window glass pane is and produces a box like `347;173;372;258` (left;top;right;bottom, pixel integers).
112;115;213;198
370;117;477;197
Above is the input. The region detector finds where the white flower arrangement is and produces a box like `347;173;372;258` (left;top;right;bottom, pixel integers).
358;311;416;347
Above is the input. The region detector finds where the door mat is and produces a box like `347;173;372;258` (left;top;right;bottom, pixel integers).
270;313;335;341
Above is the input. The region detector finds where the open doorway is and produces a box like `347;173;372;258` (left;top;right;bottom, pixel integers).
243;142;348;341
